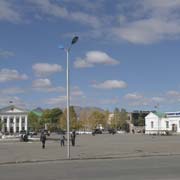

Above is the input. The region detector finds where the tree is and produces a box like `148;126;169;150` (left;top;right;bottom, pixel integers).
110;108;128;130
69;106;78;130
28;112;40;131
110;108;121;129
50;108;63;124
104;110;110;129
49;108;63;131
59;106;78;130
119;108;128;129
137;112;145;126
79;109;91;130
59;113;66;130
88;111;106;129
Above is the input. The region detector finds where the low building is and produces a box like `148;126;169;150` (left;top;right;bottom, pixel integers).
145;111;180;134
0;105;28;134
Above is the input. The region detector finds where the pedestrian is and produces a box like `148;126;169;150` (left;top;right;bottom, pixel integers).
71;130;76;146
60;134;66;147
40;132;46;149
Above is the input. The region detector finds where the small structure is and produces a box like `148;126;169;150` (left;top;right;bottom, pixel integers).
0;105;28;134
145;111;180;135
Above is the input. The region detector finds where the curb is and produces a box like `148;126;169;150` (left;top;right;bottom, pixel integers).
1;153;180;166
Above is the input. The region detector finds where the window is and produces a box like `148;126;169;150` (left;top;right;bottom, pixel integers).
16;127;19;132
16;117;19;123
3;117;7;123
166;121;169;129
22;117;25;124
10;117;13;124
151;121;154;128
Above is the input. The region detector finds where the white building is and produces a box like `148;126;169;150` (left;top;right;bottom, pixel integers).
0;105;28;134
145;111;180;134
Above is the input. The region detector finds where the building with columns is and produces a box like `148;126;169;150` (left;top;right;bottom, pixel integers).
0;105;28;134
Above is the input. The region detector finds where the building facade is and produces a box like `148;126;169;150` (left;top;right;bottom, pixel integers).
0;105;28;134
145;111;180;134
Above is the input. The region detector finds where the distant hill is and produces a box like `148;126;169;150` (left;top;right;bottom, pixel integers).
32;106;104;118
32;107;44;113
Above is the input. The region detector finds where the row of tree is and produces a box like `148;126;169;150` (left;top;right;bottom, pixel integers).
28;107;134;132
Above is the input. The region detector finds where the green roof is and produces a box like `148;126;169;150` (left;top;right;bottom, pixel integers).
154;112;166;118
31;110;43;117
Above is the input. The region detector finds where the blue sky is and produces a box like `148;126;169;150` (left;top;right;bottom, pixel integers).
0;0;180;112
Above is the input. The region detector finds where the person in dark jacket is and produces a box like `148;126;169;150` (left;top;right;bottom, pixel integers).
71;130;76;146
40;132;46;149
60;134;66;147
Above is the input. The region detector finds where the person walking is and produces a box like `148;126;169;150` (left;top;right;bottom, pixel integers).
40;132;46;149
60;134;66;147
71;130;76;146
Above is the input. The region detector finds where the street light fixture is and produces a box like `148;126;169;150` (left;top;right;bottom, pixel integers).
59;36;79;159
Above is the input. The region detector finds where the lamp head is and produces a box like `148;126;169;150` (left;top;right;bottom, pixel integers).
71;36;79;45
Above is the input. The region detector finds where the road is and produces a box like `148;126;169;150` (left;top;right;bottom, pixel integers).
1;155;180;180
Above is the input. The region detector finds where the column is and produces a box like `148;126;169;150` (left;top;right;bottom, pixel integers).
1;116;4;133
19;116;22;132
13;116;16;133
7;116;10;133
25;116;28;131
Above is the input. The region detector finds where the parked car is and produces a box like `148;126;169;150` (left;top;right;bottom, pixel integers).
29;131;38;137
56;129;65;135
108;128;116;134
19;130;27;136
92;129;102;135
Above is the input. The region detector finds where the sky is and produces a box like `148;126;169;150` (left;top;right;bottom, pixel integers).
0;0;180;112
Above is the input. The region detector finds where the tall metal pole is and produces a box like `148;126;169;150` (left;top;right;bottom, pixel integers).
59;36;78;160
66;49;70;159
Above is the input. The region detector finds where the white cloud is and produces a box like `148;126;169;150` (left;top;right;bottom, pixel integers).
151;97;165;102
0;87;25;95
27;0;101;28
124;93;143;100
112;0;180;44
114;18;180;44
32;78;51;88
71;86;84;96
45;96;66;106
32;78;65;93
32;63;63;77
92;80;127;89
74;51;119;68
69;11;100;28
0;69;28;82
100;98;119;105
166;90;180;97
0;49;15;58
0;0;21;22
0;95;26;108
124;92;167;107
143;0;180;9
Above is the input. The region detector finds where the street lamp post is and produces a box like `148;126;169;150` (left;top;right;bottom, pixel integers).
59;36;79;159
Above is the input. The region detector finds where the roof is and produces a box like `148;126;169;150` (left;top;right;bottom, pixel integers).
0;105;28;114
154;112;166;118
31;110;43;117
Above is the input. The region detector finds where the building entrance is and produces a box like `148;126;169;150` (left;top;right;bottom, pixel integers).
172;124;177;132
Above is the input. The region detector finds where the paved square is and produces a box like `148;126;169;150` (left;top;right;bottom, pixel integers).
0;134;180;164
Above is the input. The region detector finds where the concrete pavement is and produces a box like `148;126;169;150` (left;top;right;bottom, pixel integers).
0;134;180;164
1;155;180;180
